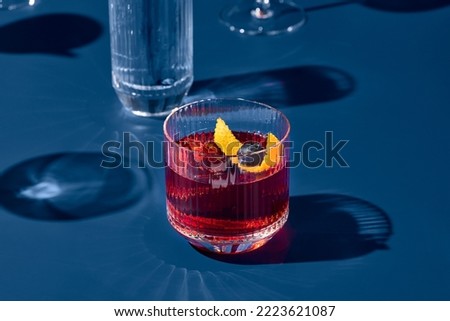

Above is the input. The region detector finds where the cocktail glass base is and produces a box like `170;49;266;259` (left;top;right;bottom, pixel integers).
167;207;289;254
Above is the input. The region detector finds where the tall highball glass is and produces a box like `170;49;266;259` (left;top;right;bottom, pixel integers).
108;0;193;117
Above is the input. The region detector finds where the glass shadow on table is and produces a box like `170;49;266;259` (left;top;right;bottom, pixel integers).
361;0;450;12
0;13;103;57
305;0;450;13
0;152;151;220
199;193;393;265
186;65;355;109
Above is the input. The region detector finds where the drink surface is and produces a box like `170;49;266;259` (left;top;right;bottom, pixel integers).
166;131;289;238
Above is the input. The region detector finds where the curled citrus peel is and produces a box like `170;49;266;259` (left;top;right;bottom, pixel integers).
214;118;242;164
213;118;282;173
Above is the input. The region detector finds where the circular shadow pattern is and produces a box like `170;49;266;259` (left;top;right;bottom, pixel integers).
0;152;151;220
0;13;103;56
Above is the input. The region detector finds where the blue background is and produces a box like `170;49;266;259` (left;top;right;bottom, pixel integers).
0;0;449;300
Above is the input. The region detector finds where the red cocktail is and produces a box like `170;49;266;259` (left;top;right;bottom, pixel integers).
163;99;290;254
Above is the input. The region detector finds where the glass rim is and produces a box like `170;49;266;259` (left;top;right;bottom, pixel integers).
163;98;291;157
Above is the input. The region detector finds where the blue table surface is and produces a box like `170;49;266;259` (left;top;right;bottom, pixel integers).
0;0;449;300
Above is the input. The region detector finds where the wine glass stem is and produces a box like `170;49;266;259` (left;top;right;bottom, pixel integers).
252;0;274;19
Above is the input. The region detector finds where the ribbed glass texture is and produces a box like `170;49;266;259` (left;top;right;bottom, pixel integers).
108;0;193;116
163;99;291;254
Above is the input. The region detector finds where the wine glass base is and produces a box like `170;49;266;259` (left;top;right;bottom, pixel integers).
220;0;306;36
0;0;39;11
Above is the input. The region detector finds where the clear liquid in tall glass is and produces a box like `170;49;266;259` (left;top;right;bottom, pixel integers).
108;0;193;117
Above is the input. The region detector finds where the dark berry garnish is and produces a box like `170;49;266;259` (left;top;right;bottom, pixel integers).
237;142;265;167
